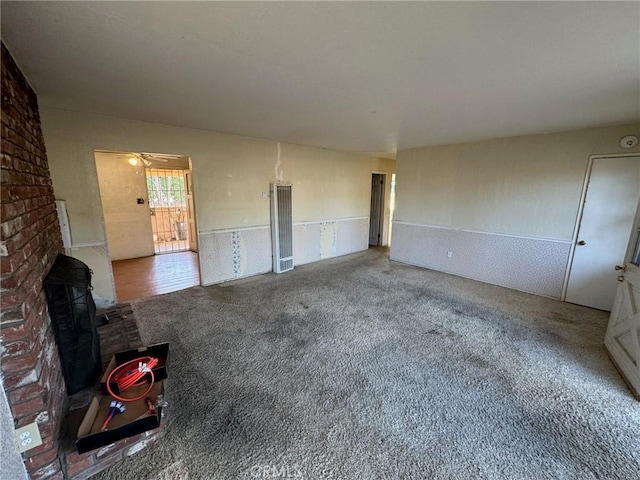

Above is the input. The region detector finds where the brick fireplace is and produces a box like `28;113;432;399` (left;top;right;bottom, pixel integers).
1;41;67;478
2;42;163;480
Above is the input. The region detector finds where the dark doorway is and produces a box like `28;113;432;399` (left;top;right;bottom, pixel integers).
369;173;386;246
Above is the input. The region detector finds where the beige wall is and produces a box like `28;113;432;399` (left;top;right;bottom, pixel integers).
41;107;395;304
67;244;115;308
283;144;386;222
94;151;154;260
395;123;640;240
391;123;640;299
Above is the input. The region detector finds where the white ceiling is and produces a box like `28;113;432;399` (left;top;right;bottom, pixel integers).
2;2;638;157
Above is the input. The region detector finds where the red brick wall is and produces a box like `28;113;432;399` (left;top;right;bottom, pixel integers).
1;42;66;479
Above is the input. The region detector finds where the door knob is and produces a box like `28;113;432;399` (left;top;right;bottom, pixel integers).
615;265;627;272
577;240;586;246
617;275;625;282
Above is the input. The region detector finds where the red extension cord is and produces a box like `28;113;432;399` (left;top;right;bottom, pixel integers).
106;356;159;402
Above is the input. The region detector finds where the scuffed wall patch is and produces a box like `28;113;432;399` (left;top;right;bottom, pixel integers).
319;221;337;259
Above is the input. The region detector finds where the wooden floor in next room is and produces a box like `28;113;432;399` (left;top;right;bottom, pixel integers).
111;251;200;302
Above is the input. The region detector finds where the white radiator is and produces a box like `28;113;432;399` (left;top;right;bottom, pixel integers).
270;184;294;273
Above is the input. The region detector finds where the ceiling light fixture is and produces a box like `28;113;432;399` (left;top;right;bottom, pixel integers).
128;157;139;166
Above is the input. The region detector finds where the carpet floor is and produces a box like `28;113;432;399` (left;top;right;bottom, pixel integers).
93;249;640;480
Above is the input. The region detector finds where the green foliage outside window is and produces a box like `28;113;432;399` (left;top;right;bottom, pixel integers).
146;173;186;207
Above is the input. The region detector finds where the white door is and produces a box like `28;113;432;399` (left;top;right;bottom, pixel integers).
566;156;640;311
604;200;640;399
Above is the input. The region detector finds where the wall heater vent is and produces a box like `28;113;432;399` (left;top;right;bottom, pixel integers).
270;184;294;273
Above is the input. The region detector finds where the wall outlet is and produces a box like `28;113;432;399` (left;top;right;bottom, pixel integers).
447;251;453;258
15;422;43;453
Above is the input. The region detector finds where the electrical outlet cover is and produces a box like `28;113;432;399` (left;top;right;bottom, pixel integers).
15;422;43;453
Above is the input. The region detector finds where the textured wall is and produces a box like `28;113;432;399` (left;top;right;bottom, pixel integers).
0;42;66;479
392;123;640;298
197;217;369;285
395;124;639;239
94;151;154;260
392;223;571;298
41;107;395;302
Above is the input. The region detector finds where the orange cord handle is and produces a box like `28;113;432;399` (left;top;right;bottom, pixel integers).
106;356;159;402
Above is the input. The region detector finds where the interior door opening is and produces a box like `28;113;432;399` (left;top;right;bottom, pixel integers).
369;173;386;247
389;173;396;245
146;167;192;254
94;149;200;303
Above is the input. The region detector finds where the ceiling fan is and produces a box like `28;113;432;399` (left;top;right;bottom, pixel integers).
117;152;183;167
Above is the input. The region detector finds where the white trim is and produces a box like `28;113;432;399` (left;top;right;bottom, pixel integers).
69;241;108;248
562;152;640;300
198;225;269;235
198;217;370;235
562;156;594;300
391;221;571;244
293;216;369;226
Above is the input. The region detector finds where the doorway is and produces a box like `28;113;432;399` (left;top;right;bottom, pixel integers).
369;173;386;246
565;155;640;311
146;168;193;254
94;149;200;302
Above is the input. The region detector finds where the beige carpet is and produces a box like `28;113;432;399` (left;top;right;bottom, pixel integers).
93;249;640;480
